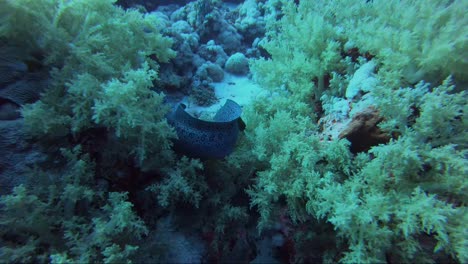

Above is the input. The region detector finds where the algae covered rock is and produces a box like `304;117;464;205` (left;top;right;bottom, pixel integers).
225;52;249;75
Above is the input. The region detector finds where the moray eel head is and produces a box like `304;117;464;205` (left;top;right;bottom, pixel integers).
166;99;245;159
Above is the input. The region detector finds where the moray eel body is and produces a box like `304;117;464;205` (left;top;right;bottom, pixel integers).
167;99;245;159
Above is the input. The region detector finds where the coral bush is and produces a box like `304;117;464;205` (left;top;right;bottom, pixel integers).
146;156;207;208
0;147;148;263
92;62;176;167
0;0;180;262
0;0;180;172
250;1;344;102
340;0;468;85
2;0;175;143
246;0;467;262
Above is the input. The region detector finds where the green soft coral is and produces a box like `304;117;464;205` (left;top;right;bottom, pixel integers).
247;0;467;262
92;62;176;166
0;147;148;263
341;0;468;84
2;0;175;74
1;0;176;137
146;156;207;208
251;0;345;101
1;2;180;261
2;0;177;168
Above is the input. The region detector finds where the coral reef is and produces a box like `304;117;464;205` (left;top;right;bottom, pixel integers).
0;0;466;263
247;1;467;262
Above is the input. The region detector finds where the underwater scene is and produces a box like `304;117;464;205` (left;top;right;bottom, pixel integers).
0;0;467;263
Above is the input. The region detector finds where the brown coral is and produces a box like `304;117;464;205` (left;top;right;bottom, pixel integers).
339;107;390;153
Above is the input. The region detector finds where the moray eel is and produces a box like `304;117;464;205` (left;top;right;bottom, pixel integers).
167;99;245;159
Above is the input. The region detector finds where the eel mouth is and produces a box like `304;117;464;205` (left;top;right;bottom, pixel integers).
167;99;244;159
